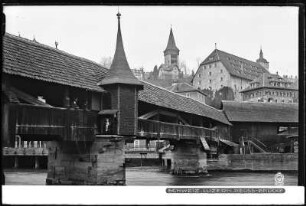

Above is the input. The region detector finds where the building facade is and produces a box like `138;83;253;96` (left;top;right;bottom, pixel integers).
240;73;298;103
131;68;145;80
167;82;207;104
192;49;270;101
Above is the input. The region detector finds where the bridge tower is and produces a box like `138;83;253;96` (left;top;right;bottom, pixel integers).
46;12;142;185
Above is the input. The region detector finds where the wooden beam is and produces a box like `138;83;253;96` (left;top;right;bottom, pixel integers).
139;110;159;119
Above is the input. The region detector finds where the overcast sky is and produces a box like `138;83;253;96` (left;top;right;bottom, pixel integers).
4;6;299;77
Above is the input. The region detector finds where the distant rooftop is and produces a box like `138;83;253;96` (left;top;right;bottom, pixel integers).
222;100;298;123
240;73;298;93
199;49;269;81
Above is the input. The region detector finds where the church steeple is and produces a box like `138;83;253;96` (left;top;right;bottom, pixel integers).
163;28;180;66
164;28;180;54
98;12;142;87
259;46;263;58
256;46;269;71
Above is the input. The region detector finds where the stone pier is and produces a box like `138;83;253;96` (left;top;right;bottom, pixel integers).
46;136;125;185
164;140;207;175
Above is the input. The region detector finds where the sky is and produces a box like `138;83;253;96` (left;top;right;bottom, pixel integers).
3;6;299;77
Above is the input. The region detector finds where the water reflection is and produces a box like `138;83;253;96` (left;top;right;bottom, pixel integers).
4;166;298;186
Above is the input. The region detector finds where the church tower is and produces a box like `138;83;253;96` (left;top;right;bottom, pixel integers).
98;12;143;136
256;47;269;70
164;28;180;66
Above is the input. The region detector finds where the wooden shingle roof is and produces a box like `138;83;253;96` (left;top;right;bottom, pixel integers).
3;33;107;92
139;81;231;125
3;32;230;125
200;49;270;81
98;13;142;87
222;101;298;123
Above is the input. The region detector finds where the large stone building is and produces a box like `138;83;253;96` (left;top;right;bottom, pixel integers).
240;73;298;103
157;28;181;80
192;48;270;101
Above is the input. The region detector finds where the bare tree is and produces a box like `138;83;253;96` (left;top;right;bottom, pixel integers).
179;60;187;75
100;56;113;69
196;57;202;67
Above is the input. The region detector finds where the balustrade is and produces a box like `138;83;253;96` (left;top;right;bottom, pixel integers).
137;119;217;140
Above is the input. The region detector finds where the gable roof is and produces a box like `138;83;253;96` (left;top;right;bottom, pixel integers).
199;49;270;81
3;32;230;126
240;73;298;93
98;13;142;87
167;82;206;95
3;33;107;92
139;81;231;125
164;28;179;54
222;101;298;123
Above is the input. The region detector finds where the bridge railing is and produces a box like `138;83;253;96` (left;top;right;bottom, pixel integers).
9;103;97;141
137;119;217;140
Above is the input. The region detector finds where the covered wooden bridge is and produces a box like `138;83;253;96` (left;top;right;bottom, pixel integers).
2;13;231;184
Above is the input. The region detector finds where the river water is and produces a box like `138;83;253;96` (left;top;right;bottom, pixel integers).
3;167;298;186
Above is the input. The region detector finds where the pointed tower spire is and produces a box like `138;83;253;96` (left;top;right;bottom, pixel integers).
259;46;263;58
164;28;180;54
98;12;142;87
256;46;269;71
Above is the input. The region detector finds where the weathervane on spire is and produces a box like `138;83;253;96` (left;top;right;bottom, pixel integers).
117;6;121;19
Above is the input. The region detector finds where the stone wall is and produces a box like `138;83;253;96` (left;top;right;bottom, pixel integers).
46;137;125;185
207;153;298;171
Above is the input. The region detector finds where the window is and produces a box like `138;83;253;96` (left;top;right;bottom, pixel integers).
209;64;212;68
209;72;212;76
198;73;201;78
203;65;206;70
221;84;223;88
215;63;217;67
209;79;212;83
220;69;223;73
209;86;212;90
220;77;223;81
198;81;201;85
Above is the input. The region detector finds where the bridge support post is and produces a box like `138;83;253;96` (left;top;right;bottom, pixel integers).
34;156;40;169
46;136;125;185
169;140;207;175
14;156;18;169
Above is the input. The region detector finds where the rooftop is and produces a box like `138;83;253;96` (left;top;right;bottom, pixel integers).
198;49;269;81
3;32;230;126
139;81;230;125
167;82;206;95
3;33;107;92
222;101;298;123
240;73;298;93
164;28;180;54
98;12;142;87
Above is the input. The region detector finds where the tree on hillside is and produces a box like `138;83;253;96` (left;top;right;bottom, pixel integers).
211;86;235;109
100;56;113;69
151;65;159;80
